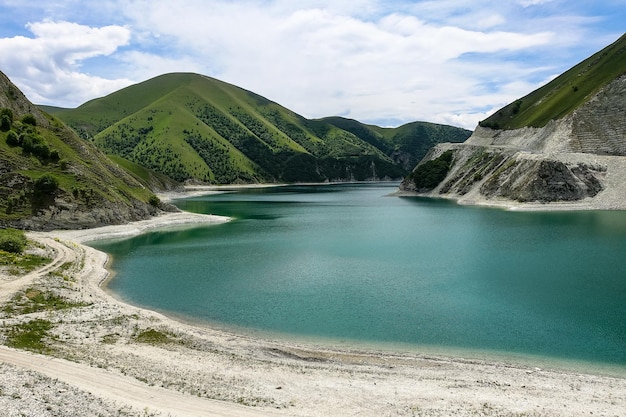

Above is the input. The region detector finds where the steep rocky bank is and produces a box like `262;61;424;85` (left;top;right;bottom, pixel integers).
399;75;626;209
1;71;173;231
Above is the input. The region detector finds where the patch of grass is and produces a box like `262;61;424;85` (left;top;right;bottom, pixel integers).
0;249;50;275
101;333;120;344
0;228;27;253
134;328;176;345
6;319;54;353
2;288;90;316
47;261;75;281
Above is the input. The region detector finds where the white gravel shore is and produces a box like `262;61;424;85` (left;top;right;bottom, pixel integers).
1;207;625;416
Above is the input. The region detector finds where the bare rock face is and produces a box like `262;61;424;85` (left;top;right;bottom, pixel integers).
570;76;626;155
479;158;605;202
400;75;626;207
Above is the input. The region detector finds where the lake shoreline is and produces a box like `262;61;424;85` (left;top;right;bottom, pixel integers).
1;190;625;416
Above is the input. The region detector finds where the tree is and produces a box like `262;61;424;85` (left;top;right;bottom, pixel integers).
21;134;33;153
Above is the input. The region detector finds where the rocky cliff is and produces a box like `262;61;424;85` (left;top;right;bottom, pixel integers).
1;71;172;230
399;74;626;209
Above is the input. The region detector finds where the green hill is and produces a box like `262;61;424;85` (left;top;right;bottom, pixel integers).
0;71;170;230
47;73;470;183
480;33;626;130
322;117;471;170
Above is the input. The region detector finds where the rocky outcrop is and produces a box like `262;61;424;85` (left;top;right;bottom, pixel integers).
399;75;626;208
1;71;175;230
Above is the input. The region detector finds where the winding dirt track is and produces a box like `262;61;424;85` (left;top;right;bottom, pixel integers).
0;237;73;303
0;346;277;417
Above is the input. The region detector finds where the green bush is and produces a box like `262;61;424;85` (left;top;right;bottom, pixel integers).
410;150;455;190
0;228;28;254
0;114;11;131
33;174;59;195
148;195;161;208
0;108;13;131
6;319;53;353
0;108;13;119
20;134;33;153
5;130;19;146
32;143;50;159
21;114;37;126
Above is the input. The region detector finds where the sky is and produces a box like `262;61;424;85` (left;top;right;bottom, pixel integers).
0;1;624;129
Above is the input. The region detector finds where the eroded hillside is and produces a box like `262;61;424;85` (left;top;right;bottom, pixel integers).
1;71;171;230
400;71;626;209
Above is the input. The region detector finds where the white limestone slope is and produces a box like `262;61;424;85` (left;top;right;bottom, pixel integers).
400;75;626;210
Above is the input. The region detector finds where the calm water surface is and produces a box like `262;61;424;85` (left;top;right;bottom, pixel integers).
92;183;626;369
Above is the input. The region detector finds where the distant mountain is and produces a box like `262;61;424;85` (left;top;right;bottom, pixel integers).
400;33;626;209
321;116;471;171
0;71;176;230
45;73;470;184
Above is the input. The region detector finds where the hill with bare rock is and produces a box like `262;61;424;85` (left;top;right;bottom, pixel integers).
400;33;626;210
0;71;177;230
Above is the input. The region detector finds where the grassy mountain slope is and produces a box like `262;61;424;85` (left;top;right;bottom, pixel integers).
480;33;626;130
1;71;167;230
322;117;472;170
48;73;468;184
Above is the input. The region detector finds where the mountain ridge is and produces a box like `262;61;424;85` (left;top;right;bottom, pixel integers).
45;73;471;184
479;33;626;130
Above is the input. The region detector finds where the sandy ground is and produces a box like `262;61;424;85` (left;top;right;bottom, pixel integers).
1;206;626;416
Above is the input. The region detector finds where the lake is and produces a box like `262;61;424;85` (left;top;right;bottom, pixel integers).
92;183;626;370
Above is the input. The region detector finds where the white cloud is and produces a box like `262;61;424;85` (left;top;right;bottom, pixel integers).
0;1;620;128
0;19;132;106
114;1;554;128
517;0;554;7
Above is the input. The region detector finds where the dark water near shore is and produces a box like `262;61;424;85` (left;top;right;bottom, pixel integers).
93;183;626;369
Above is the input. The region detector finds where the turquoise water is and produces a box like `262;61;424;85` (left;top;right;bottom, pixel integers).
93;183;626;368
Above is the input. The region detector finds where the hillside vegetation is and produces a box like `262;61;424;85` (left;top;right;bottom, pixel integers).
480;33;626;130
322;116;471;171
1;71;168;230
46;73;471;183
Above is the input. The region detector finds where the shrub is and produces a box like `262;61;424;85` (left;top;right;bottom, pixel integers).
21;114;37;126
0;228;28;254
5;130;19;146
0;108;12;131
33;174;59;196
32;143;50;159
0;114;11;131
148;195;161;208
0;108;13;119
20;134;33;153
49;149;60;162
